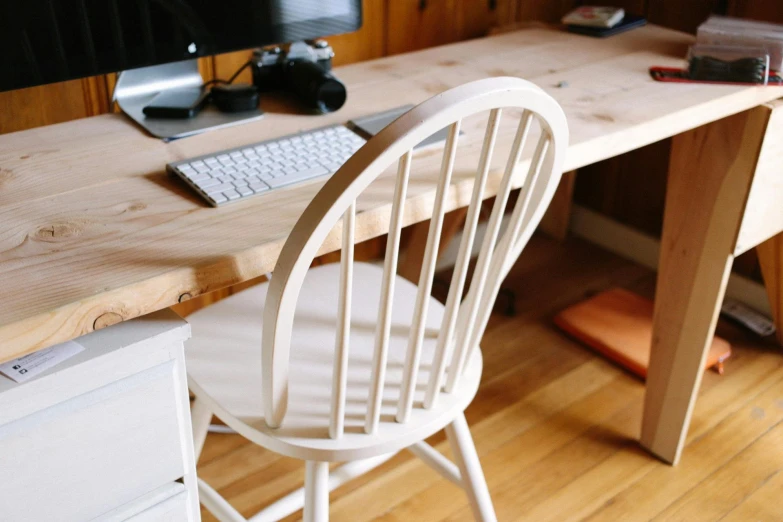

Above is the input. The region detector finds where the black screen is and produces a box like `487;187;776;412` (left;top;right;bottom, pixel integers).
0;0;362;92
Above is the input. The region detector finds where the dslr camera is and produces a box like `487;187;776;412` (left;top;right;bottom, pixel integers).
252;40;347;114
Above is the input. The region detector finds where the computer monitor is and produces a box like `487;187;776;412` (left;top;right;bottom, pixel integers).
0;0;363;93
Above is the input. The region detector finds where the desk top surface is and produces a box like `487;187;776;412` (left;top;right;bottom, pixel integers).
2;24;782;361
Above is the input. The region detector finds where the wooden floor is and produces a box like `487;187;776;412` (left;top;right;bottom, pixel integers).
196;235;783;522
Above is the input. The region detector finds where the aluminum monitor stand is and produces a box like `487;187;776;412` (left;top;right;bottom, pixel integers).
113;59;263;141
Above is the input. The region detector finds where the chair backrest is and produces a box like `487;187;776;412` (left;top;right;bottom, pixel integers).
262;77;568;436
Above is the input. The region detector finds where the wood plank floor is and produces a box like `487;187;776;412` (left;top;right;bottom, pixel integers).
196;235;783;521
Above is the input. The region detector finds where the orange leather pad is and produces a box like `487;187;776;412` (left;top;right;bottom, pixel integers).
554;287;731;379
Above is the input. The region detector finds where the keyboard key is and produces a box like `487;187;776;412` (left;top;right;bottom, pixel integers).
249;182;270;193
199;178;220;188
206;182;235;194
179;168;200;179
237;186;254;196
224;189;241;200
265;166;328;189
322;162;343;171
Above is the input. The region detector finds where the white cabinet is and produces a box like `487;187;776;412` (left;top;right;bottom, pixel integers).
0;310;199;521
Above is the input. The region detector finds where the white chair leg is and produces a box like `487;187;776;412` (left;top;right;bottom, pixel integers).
445;413;497;522
191;396;213;461
304;461;329;522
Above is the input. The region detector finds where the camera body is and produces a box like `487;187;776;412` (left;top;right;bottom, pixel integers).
252;41;347;114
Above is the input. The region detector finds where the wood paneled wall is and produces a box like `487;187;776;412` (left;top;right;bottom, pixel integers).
2;0;781;284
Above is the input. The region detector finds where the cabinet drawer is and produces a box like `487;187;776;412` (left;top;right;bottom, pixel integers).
0;361;186;521
124;491;189;522
95;482;190;522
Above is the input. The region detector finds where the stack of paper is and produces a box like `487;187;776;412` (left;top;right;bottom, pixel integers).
698;16;783;70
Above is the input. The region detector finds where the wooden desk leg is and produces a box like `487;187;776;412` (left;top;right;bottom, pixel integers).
758;232;783;345
641;108;770;465
539;170;576;240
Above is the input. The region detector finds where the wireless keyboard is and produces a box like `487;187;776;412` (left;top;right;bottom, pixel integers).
168;124;367;206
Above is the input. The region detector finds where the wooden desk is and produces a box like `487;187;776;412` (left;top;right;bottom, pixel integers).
1;25;782;465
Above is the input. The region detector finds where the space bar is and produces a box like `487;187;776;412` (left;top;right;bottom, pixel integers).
265;167;330;189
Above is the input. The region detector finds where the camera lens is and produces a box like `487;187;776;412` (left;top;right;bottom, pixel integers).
285;60;347;113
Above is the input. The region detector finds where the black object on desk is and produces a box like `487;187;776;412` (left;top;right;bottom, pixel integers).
252;41;347;114
143;88;209;119
210;84;260;113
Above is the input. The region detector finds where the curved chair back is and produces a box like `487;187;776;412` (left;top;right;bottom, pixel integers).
263;77;569;437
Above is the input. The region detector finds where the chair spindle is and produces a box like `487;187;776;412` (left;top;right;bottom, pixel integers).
365;151;413;434
424;109;502;409
445;111;534;392
465;134;551;366
396;121;462;424
329;201;356;439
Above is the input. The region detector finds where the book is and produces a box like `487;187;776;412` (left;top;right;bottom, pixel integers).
554;288;731;379
562;7;625;28
567;15;647;38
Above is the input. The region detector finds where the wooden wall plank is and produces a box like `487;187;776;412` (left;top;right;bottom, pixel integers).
574;140;669;237
727;0;783;24
646;0;723;34
0;81;93;134
515;0;576;24
330;0;387;66
387;0;461;55
457;0;518;40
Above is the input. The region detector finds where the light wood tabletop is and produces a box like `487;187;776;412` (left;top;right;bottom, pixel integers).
2;24;783;362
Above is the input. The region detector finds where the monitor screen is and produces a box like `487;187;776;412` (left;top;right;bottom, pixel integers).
0;0;362;93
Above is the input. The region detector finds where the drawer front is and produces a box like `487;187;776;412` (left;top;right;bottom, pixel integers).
124;491;190;522
95;482;190;522
0;361;186;521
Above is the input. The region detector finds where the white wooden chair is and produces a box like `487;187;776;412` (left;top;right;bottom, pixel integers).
185;77;568;522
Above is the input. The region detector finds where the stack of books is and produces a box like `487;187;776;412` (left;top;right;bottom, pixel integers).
562;7;625;28
561;6;646;38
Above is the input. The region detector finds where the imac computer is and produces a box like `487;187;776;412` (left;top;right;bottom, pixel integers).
1;1;362;139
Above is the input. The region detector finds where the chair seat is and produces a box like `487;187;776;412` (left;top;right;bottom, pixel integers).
186;262;483;462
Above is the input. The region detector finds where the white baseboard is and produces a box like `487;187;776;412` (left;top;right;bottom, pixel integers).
569;205;772;316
